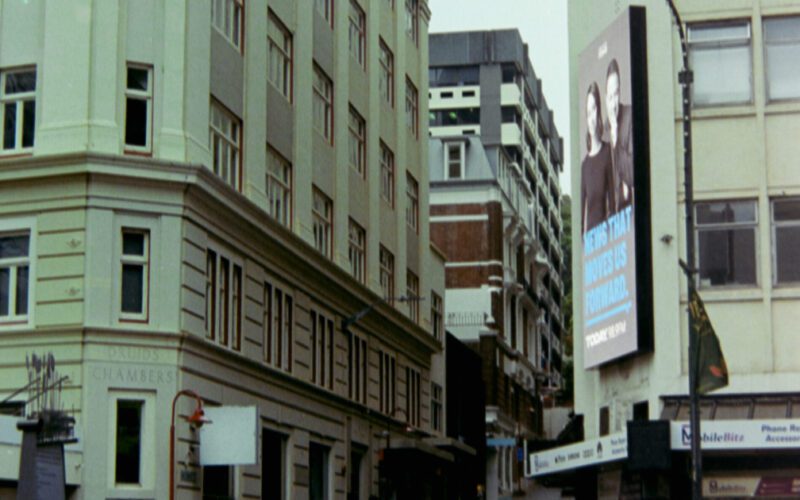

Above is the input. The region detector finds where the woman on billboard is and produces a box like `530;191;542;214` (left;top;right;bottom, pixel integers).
581;81;615;235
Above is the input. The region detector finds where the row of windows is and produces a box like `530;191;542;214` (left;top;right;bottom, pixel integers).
695;197;800;287
689;16;800;106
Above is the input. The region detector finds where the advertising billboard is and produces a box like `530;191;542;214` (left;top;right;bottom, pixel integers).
578;7;652;368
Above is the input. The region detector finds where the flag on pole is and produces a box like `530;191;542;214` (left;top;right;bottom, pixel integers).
688;285;728;394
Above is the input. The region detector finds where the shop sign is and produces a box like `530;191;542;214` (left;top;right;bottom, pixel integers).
528;432;627;477
671;419;800;451
704;476;800;497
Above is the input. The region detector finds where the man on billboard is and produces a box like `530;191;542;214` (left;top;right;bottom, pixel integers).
605;59;633;212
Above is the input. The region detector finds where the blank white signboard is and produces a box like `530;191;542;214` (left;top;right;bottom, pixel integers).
199;406;258;466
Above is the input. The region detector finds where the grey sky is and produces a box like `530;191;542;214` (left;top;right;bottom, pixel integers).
427;0;572;195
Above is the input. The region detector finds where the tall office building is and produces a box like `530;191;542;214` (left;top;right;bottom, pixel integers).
428;30;566;499
0;1;457;498
530;1;800;497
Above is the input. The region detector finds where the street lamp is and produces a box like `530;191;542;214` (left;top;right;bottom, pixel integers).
170;390;209;500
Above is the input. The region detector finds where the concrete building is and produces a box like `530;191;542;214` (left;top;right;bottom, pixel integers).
0;0;459;498
530;0;800;497
427;30;566;499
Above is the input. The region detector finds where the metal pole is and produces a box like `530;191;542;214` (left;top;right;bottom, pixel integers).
664;2;702;498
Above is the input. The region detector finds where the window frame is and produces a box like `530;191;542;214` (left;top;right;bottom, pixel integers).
120;228;150;322
405;366;421;427
266;146;293;228
211;0;244;52
264;278;293;371
205;245;243;350
379;40;395;107
379;246;394;300
348;219;366;284
315;0;334;28
108;391;155;491
378;350;396;415
348;106;366;177
405;77;419;138
406;173;419;233
349;1;367;69
268;11;293;101
406;270;419;322
312;64;334;143
124;64;153;153
771;197;800;285
763;16;800;102
687;20;753;107
380;141;395;206
312;188;333;258
404;0;419;46
444;141;465;180
310;309;335;390
431;382;443;432
695;199;758;288
0;67;37;155
431;292;443;341
209;99;243;191
348;332;368;404
0;222;33;327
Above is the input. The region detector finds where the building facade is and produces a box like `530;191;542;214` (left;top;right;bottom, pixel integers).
530;1;800;497
427;30;566;499
0;0;456;498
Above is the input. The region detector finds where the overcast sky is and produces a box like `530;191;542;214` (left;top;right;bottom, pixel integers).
427;0;572;195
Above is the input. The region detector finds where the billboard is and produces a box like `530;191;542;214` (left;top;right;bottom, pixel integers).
578;7;652;368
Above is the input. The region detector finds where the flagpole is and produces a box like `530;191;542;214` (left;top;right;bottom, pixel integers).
664;1;702;498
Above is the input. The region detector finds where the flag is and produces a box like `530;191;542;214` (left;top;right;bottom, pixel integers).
688;286;728;394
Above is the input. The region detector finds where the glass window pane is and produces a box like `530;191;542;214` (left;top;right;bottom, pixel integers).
696;201;756;224
764;17;800;43
692;46;751;105
15;266;28;316
776;226;800;283
121;264;144;313
125;98;148;147
0;268;8;316
690;23;749;43
767;43;800;100
22;101;35;148
698;228;756;286
5;71;36;94
127;68;149;91
0;235;29;258
115;400;142;484
3;102;16;150
123;232;145;256
774;199;800;221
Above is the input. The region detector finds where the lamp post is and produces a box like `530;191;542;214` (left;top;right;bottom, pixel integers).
664;2;702;498
170;390;208;500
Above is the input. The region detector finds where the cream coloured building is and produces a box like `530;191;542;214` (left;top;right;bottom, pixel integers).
0;0;452;498
528;0;800;497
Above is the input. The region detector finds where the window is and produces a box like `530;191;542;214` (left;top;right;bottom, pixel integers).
405;78;419;137
348;333;367;404
349;1;366;68
209;100;242;190
262;430;288;500
429;108;480;127
379;41;394;106
311;309;335;390
405;366;420;427
406;173;418;233
378;350;396;415
266;147;292;228
445;142;464;179
380;142;395;206
120;230;149;319
348;446;366;500
405;0;418;45
312;188;333;258
764;17;800;101
696;200;757;287
431;382;443;432
0;68;36;153
379;246;394;300
205;248;242;350
313;65;333;143
211;0;243;51
124;65;152;151
264;281;293;371
0;232;29;323
315;0;333;27
268;12;293;101
348;219;366;284
115;400;143;485
772;198;800;284
348;106;366;177
599;406;610;436
203;465;233;500
429;66;480;88
406;270;419;322
309;443;330;500
431;292;443;340
688;22;752;106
